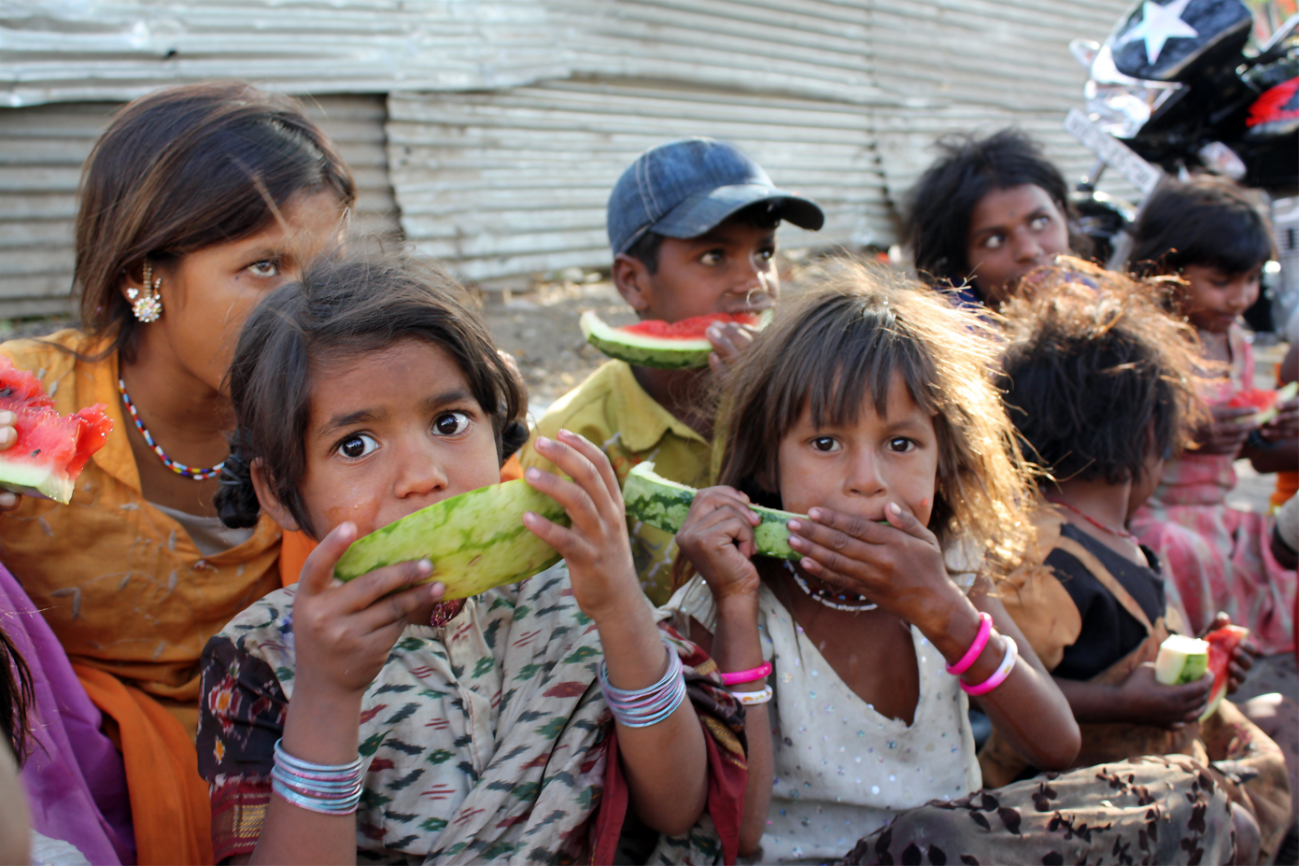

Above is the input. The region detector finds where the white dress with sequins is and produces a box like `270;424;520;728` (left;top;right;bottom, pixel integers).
666;576;981;864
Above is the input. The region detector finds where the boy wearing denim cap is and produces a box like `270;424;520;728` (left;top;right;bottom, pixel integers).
521;138;823;604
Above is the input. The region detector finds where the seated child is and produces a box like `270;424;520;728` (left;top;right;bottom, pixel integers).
666;261;1085;863
984;263;1291;863
1126;176;1298;655
903;128;1079;308
197;255;747;864
521;137;824;604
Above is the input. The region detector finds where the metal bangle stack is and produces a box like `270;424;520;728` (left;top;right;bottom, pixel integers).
271;739;365;815
599;648;687;728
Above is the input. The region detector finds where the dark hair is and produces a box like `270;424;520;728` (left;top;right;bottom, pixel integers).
0;628;34;764
216;253;525;537
1127;176;1274;279
74;81;356;362
999;258;1205;485
625;201;784;274
904;129;1077;289
712;259;1036;578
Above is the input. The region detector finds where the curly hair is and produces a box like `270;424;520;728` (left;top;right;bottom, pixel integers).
998;258;1206;485
712;259;1038;579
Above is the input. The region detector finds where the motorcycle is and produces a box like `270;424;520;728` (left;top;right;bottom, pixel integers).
1064;0;1299;331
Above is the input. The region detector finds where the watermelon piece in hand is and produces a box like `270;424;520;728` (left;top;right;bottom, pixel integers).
580;310;764;369
1199;624;1250;723
1227;381;1299;426
0;356;112;503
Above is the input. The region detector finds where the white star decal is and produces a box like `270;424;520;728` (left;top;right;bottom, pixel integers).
1119;0;1199;65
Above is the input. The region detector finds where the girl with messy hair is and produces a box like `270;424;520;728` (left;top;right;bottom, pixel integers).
985;262;1291;865
198;254;747;864
664;261;1079;862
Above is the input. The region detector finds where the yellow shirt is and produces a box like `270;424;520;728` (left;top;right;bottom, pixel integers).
0;330;281;724
519;360;710;605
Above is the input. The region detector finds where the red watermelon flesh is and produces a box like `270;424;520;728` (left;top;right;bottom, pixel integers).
1227;382;1298;425
0;356;112;503
621;311;759;339
1199;624;1250;722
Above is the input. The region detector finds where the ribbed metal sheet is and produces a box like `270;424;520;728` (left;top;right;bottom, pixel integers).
0;94;398;317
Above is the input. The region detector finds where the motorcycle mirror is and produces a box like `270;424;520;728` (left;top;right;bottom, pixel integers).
1070;38;1101;70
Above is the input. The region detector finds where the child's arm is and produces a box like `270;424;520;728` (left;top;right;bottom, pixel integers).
524;430;708;837
248;524;444;865
1052;666;1211;726
788;503;1081;770
674;486;775;857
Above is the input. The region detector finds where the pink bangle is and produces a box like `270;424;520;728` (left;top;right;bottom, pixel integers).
961;634;1019;696
720;662;772;686
946;612;992;676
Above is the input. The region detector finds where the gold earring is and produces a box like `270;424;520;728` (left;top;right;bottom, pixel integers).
129;261;163;323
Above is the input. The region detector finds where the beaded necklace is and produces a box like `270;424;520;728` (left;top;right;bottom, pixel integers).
784;560;877;612
1045;497;1134;540
117;378;225;481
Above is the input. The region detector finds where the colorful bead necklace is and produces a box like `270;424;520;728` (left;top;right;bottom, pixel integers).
117;378;225;481
1046;497;1134;540
785;560;877;612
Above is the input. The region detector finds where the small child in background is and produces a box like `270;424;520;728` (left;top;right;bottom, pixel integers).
1126;176;1299;656
667;262;1098;864
199;255;747;864
903;128;1080;308
988;262;1291;864
521;138;824;604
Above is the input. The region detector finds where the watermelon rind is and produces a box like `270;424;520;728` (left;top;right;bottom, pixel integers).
0;465;73;504
1154;635;1210;686
622;461;802;560
1254;381;1298;426
333;479;570;599
1198;624;1250;723
580;311;715;370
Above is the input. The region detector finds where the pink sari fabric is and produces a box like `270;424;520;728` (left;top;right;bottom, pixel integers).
1132;326;1297;654
2;564;135;864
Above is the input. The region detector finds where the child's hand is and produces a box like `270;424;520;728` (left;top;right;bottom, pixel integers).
786;499;955;627
1113;662;1212;728
706;321;759;375
523;429;639;623
1195;404;1256;454
1259;394;1299;442
0;411;20;511
675;486;762;603
292;522;444;699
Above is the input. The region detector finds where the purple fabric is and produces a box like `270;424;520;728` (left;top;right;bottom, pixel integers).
2;564;135;865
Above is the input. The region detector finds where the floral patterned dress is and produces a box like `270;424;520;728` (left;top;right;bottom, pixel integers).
197;562;748;864
1131;325;1297;655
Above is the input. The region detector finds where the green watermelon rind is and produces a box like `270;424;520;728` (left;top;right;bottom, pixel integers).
333;479;570;599
622;461;802;560
580;310;714;370
1153;635;1210;686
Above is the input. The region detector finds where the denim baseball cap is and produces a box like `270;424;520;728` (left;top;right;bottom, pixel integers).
607;138;825;255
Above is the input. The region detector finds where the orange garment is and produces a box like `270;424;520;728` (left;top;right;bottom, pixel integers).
75;665;214;865
0;330;283;722
278;453;526;586
1272;361;1296;510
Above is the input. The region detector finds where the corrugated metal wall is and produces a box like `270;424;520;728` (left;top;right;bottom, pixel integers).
0;94;399;317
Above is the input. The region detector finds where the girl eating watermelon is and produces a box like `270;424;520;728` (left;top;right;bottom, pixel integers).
197;253;747;864
1125;176;1298;657
989;262;1291;864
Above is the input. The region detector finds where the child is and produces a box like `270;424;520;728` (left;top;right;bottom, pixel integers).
903;129;1079;308
987;263;1291;864
667;262;1093;863
1126;177;1299;656
197;255;747;863
520;138;824;604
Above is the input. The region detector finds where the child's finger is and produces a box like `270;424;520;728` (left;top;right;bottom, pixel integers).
357;580;445;632
525;465;600;534
335;558;434;613
555;429;622;504
523;509;581;558
297;522;359;597
797;507;892;545
534;434;614;515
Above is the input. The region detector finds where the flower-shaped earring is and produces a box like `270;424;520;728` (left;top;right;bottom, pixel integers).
128;261;163;323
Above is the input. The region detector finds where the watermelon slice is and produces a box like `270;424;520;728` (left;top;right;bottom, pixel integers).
1227;381;1298;426
580;310;764;369
623;461;804;560
1154;634;1209;685
333;478;570;599
0;356;111;503
1199;624;1249;722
